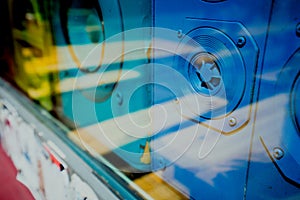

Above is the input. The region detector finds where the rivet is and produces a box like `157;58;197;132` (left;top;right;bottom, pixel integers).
158;157;166;171
237;36;246;48
174;98;179;104
177;29;183;38
228;117;237;127
116;92;123;106
273;147;284;160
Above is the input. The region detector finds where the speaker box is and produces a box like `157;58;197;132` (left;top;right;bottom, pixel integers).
51;0;153;171
52;0;151;127
151;0;273;199
246;0;300;198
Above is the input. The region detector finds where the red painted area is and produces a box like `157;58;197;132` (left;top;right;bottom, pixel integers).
0;145;34;200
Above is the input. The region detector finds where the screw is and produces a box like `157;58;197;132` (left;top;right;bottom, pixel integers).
174;98;179;104
228;117;237;127
237;36;246;48
273;147;284;160
177;29;183;38
116;92;123;106
158;157;166;170
296;23;300;37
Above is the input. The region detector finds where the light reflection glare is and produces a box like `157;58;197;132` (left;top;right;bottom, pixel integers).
70;93;226;154
152;94;293;187
23;37;223;73
56;69;140;93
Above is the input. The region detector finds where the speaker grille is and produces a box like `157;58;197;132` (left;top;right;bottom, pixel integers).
177;27;246;119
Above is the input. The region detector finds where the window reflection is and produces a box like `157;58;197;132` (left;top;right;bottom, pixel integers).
1;0;299;199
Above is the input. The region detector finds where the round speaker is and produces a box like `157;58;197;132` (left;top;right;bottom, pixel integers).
276;48;300;133
59;0;124;102
291;74;300;132
65;0;105;73
176;27;246;119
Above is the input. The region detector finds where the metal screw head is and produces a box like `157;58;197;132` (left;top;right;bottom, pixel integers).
157;157;166;170
273;147;284;160
174;98;179;104
177;29;183;38
116;92;123;106
237;36;246;48
228;117;237;127
296;23;300;37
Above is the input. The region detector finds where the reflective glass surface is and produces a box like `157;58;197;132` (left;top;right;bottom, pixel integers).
0;0;299;199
